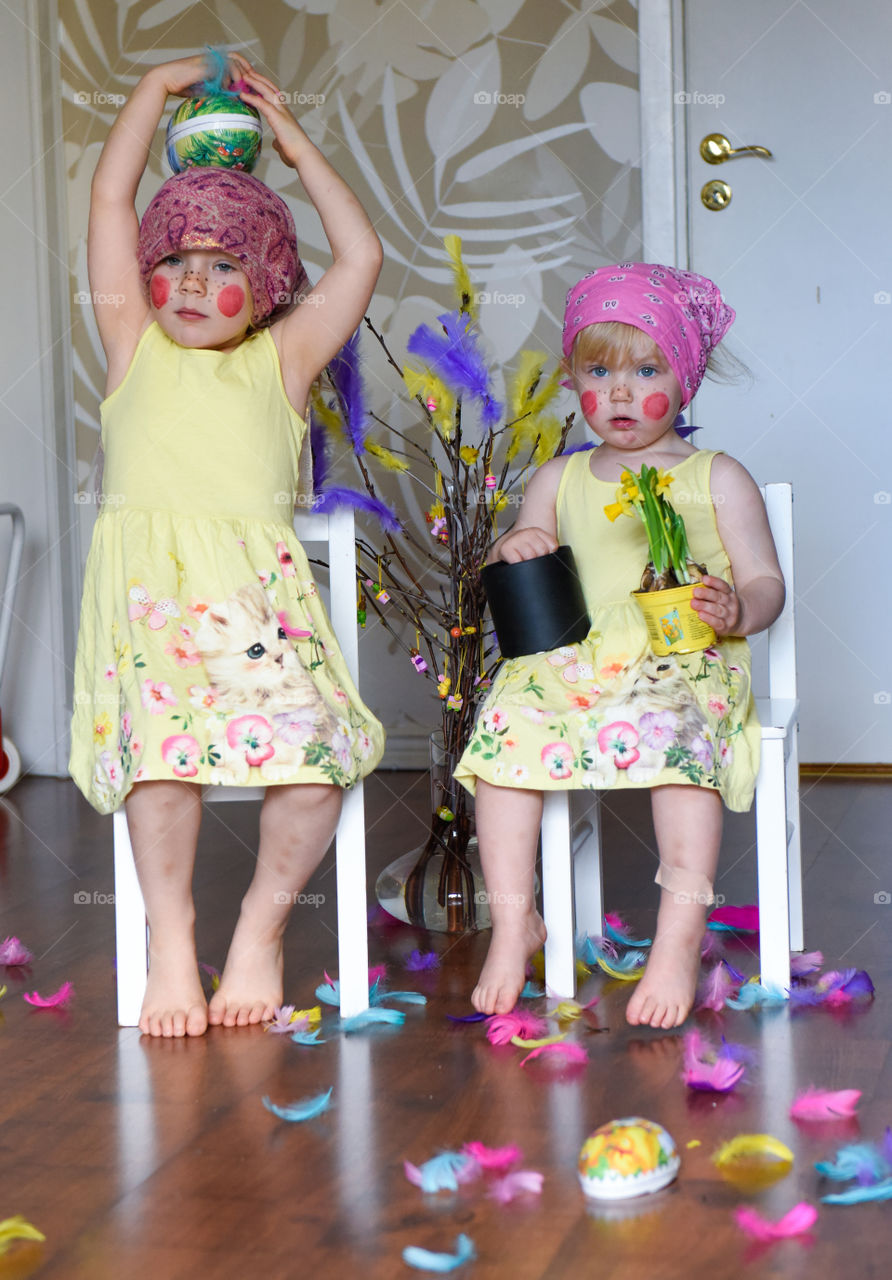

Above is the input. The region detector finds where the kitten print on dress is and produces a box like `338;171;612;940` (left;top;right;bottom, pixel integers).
195;583;338;784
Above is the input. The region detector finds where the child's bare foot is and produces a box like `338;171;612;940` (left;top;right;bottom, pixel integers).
139;939;208;1038
207;913;284;1028
625;926;704;1029
472;911;547;1016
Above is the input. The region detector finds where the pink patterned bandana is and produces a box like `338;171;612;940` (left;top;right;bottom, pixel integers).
562;262;735;406
137;168;309;326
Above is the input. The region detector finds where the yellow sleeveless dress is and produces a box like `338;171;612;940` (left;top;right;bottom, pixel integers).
455;448;760;812
69;321;385;815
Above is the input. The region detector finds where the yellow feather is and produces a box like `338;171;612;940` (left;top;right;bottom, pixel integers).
443;234;477;318
366;440;410;473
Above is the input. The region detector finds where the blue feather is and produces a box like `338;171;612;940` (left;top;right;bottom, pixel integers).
262;1088;333;1122
815;1143;890;1183
370;987;427;1006
200;45;235;95
403;1233;476;1272
315;980;340;1006
520;981;545;999
605;920;652;948
340;1007;406;1033
291;1028;326;1046
725;981;788;1009
821;1177;892;1204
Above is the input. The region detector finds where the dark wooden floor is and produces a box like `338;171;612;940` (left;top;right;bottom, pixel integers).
0;772;890;1278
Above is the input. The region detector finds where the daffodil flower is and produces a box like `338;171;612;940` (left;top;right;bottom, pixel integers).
603;464;696;586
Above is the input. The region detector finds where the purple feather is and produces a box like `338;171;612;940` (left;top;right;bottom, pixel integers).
313;486;401;533
405;950;439;971
447;1011;491;1023
674;412;700;439
840;969;875;999
561;440;597;456
309;407;330;495
407;311;502;428
328;330;369;455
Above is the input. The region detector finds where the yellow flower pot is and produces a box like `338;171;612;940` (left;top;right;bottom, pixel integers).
631;583;716;656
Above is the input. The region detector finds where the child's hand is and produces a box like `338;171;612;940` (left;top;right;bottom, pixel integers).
151;54;222;99
691;575;742;636
231;61;312;167
492;527;558;564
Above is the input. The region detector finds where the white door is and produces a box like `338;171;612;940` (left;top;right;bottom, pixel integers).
655;0;892;765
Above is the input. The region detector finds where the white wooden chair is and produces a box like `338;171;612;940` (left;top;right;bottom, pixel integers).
541;483;801;997
113;506;371;1026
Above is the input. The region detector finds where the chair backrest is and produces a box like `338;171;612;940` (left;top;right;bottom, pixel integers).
759;483;796;702
292;506;359;685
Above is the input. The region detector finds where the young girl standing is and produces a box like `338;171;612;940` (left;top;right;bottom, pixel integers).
455;263;785;1029
69;52;385;1038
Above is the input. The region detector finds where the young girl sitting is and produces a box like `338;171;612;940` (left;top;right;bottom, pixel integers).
69;52;385;1038
454;262;785;1029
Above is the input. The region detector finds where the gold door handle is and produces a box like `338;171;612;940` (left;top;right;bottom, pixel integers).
700;132;773;164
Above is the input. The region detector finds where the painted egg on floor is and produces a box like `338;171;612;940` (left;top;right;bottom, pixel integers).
578;1117;680;1200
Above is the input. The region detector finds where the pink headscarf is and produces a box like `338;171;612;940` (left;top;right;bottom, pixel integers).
137;168;309;326
562;262;735;406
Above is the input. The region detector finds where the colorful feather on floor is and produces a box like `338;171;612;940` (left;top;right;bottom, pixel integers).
821;1177;892;1204
486;1010;549;1046
682;1029;748;1092
604;913;652;947
340;1007;405;1033
292;1028;327;1046
402;1233;476;1272
262;1089;332;1122
713;1133;794;1171
790;1088;861;1120
814;1141;890;1184
696;961;739;1012
0;936;33;966
198;962;221;991
707;904;759;933
405;950;439;971
488;1170;544;1203
0;1214;45;1256
789;968;874;1008
725;980;788;1009
461;1142;522;1171
23;981;74;1009
733;1202;817;1240
596;949;647;981
790;950;824;977
404;1151;479;1192
519;1041;588;1069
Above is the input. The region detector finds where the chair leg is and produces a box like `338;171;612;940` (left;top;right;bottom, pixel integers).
785;727;804;952
754;737;792;993
571;791;604;942
336;780;370;1018
541;792;576;999
113;809;148;1027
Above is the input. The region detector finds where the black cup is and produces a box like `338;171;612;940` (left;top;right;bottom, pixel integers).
481;545;590;659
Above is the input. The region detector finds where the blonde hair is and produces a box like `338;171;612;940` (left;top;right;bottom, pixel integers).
565;319;750;388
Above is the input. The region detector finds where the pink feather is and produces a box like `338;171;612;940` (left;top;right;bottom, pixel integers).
733;1202;818;1241
403;1160;424;1188
696;962;737;1012
682;1028;745;1092
488;1170;544;1203
486;1010;549;1046
700;931;723;963
23;981;74;1009
790;1088;861;1120
519;1041;588;1068
604;911;631;937
708;904;760;932
790;950;824;977
461;1142;522;1171
0;935;33;966
368;963;388;985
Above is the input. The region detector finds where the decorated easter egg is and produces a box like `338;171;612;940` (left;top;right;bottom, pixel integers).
578;1117;680;1200
166;93;262;173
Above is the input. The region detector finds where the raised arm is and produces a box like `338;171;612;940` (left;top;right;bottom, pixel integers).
87;54;229;370
692;453;786;637
234;65;383;401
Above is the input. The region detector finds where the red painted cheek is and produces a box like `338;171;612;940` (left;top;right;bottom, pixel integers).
642;392;670;421
149;275;170;308
216;284;246;318
580;390;599;416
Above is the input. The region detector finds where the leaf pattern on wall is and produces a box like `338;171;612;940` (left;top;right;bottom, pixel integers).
61;0;641;471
